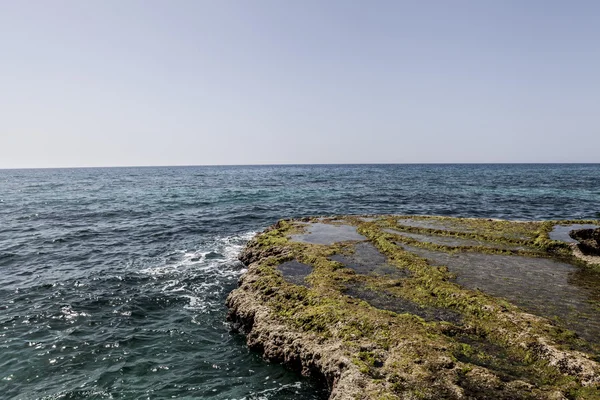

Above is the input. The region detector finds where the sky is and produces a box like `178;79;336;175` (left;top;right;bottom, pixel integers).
1;0;599;168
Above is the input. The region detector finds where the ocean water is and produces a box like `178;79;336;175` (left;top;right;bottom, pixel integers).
1;164;599;399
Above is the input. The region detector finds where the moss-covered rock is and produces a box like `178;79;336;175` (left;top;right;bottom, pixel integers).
226;215;600;399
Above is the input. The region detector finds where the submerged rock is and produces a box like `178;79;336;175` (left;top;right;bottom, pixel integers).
226;216;600;399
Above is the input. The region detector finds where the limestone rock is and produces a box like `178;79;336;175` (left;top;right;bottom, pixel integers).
226;216;600;399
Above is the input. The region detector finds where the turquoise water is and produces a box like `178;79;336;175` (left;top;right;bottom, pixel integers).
1;164;599;399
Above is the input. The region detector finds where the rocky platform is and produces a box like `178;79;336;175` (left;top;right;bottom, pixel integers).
226;216;600;399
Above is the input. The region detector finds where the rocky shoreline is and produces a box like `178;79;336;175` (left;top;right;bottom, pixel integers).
226;216;600;399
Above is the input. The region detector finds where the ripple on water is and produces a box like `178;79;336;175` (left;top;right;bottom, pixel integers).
1;165;599;398
1;231;326;399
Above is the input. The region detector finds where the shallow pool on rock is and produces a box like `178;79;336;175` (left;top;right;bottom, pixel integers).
345;284;462;324
395;218;477;233
329;242;410;278
278;260;313;287
401;244;600;346
394;218;535;240
289;223;365;245
549;224;600;243
384;229;529;251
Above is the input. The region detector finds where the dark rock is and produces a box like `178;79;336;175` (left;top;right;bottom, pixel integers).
569;228;600;255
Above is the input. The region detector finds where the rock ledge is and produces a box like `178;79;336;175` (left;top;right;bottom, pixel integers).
227;216;600;399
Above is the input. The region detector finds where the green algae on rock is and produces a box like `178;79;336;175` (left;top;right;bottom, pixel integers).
226;216;600;399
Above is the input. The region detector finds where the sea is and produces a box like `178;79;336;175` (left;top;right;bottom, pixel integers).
1;164;599;399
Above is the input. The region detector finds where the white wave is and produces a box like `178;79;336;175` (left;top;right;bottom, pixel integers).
233;381;305;400
139;231;255;278
137;231;256;313
56;305;91;321
181;294;209;312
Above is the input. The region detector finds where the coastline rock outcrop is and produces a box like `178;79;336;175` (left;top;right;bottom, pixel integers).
226;216;600;399
570;228;600;256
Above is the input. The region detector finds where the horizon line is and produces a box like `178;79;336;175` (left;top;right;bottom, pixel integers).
1;162;600;171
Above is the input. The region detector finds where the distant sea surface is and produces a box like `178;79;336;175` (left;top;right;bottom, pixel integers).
1;164;599;399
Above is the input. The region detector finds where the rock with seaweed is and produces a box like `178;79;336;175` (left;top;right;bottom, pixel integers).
226;215;600;399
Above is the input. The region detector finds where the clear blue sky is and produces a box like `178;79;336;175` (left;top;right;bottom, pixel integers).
1;0;599;168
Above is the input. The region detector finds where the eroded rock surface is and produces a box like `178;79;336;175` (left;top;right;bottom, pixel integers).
227;216;600;399
570;228;600;256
